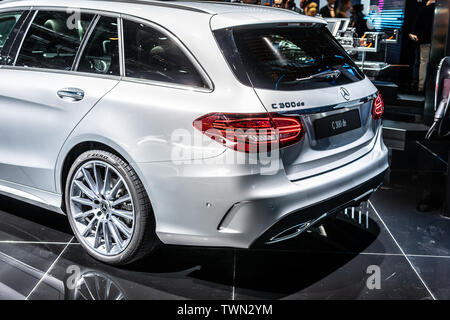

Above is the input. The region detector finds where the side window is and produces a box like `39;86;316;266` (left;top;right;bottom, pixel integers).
77;16;120;76
123;20;206;88
15;10;95;70
0;11;23;55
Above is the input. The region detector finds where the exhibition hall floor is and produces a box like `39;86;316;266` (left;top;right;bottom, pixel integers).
0;142;449;300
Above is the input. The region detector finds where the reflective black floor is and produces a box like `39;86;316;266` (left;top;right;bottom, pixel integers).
1;142;450;300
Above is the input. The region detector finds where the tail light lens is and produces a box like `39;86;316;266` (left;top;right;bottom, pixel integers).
372;92;384;120
193;112;305;153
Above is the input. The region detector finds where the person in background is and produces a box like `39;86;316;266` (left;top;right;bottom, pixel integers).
273;0;304;14
319;0;336;18
409;0;436;93
286;0;304;14
241;0;259;4
350;4;368;37
273;0;285;8
336;0;351;18
306;2;318;16
299;0;310;11
307;6;318;16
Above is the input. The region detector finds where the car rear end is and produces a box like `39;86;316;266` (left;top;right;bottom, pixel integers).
212;19;385;177
133;7;389;248
196;16;389;246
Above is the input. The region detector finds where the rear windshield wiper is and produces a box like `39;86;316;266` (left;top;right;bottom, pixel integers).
281;69;342;85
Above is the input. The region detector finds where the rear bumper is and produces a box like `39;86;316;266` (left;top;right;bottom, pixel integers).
250;169;386;247
135;127;389;248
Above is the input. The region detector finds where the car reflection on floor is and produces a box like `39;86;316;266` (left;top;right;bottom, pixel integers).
0;183;448;300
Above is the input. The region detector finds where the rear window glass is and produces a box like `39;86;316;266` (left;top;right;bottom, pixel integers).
0;11;22;51
123;19;207;88
77;16;120;76
214;25;364;91
16;11;95;70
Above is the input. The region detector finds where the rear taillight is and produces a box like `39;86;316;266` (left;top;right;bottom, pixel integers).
193;112;305;153
372;92;384;120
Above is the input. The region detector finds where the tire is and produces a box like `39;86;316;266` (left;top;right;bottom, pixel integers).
65;150;158;265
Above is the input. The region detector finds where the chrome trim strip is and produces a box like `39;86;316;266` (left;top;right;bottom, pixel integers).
0;9;31;65
0;65;122;81
4;5;214;91
266;213;328;244
0;6;33;13
353;189;377;203
281;93;377;115
22;6;121;18
2;66;211;91
0;181;63;214
118;16;125;77
72;14;100;71
265;187;378;245
290;126;382;182
12;9;36;66
121;76;213;93
120;13;214;91
78;0;212;14
0;0;210;14
13;7;120;67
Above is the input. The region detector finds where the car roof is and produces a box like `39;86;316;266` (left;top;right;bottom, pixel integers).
0;0;325;24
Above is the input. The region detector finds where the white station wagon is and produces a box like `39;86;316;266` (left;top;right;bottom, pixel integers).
0;0;388;265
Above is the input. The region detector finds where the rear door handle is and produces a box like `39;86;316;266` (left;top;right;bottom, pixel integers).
57;88;85;102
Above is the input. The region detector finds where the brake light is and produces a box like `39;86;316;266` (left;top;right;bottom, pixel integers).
193;112;305;153
372;92;384;120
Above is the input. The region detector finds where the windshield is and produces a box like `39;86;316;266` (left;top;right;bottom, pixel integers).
214;24;364;91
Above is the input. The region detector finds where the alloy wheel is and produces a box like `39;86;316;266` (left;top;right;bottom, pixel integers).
69;160;135;256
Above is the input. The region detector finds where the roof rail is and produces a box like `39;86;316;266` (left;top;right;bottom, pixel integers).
89;0;212;14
